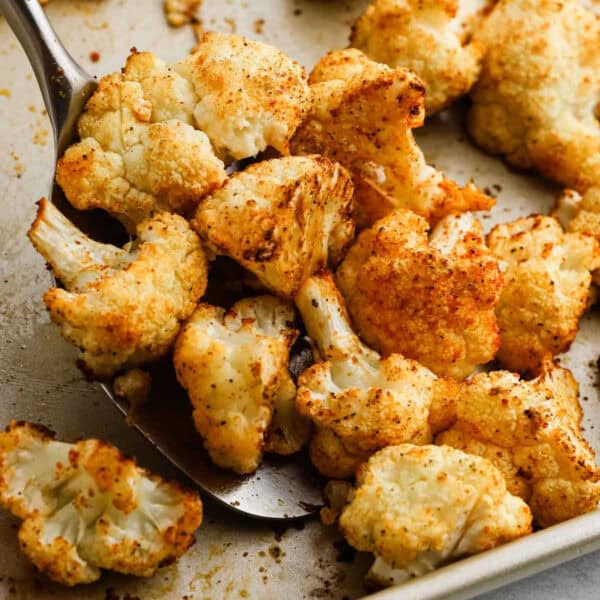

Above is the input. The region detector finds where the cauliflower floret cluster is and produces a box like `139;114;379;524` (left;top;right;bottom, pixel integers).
488;215;600;374
193;155;355;299
0;421;203;586
290;48;493;228
350;0;486;114
29;199;207;379
294;273;456;478
436;362;600;527
337;445;532;586
468;0;600;193
57;34;310;229
337;209;503;379
174;296;310;474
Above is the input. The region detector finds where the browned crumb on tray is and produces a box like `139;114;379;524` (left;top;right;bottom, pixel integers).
165;0;202;27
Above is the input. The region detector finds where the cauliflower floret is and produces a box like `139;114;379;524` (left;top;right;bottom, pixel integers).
57;52;227;231
468;0;600;192
28;199;207;379
174;296;310;474
336;209;503;379
488;215;600;373
294;272;457;478
290;48;493;228
350;0;487;114
436;362;600;527
337;444;532;586
0;421;202;586
164;0;201;26
174;32;311;160
555;187;600;285
57;36;311;229
193;156;354;299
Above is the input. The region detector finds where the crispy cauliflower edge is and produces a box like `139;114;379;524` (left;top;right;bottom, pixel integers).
338;444;532;586
0;421;202;586
350;0;486;114
174;296;309;474
57;34;311;228
336;209;503;379
28;198;208;379
294;272;457;478
436;361;600;527
488;214;600;373
193;155;355;299
291;48;493;228
468;0;600;193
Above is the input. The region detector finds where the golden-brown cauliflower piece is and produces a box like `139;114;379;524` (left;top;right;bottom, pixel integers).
193;156;354;299
555;187;600;284
57;51;227;230
337;444;532;586
436;362;600;527
174;296;309;474
28;199;207;379
350;0;486;114
0;421;202;586
488;215;600;373
290;48;493;228
337;209;503;379
468;0;600;192
175;32;311;160
295;273;457;478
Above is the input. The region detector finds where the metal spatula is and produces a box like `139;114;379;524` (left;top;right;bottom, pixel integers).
1;0;323;520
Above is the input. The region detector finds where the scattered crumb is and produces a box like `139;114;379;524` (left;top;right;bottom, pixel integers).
113;369;152;424
192;19;204;43
33;128;49;146
293;8;302;16
165;0;202;27
223;17;237;33
89;51;101;63
253;18;265;34
0;88;11;97
28;105;36;112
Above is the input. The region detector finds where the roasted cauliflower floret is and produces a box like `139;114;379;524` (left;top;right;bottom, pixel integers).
0;421;202;586
174;296;309;474
350;0;486;114
468;0;600;192
175;32;311;160
488;215;600;373
336;209;503;379
290;48;493;228
337;444;532;586
57;52;227;230
294;272;457;478
57;35;311;229
555;187;600;284
28;199;207;379
436;362;600;527
193;156;354;299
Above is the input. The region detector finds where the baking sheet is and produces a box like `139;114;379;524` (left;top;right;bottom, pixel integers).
0;1;598;598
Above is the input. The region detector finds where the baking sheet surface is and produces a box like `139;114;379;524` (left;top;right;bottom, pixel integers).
0;1;598;599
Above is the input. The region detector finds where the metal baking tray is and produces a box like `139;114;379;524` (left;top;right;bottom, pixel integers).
0;1;598;598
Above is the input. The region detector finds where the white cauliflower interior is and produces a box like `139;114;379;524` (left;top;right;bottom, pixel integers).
193;155;355;299
436;362;600;526
174;296;309;474
0;421;203;586
57;34;310;229
291;48;493;228
294;272;456;478
28;199;208;378
488;215;600;373
351;0;486;114
338;444;532;586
